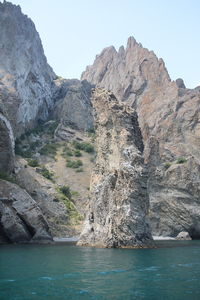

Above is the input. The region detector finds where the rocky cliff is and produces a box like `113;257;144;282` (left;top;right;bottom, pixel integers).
81;37;200;238
0;1;55;135
78;89;154;248
1;1;200;243
0;179;52;243
53;78;93;136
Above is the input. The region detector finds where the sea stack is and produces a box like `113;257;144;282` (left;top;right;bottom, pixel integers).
77;88;154;248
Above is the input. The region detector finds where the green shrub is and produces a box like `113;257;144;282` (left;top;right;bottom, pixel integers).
74;150;82;157
27;159;39;167
86;128;95;134
39;143;58;158
176;157;187;164
164;162;172;169
40;167;54;181
0;172;17;184
45;121;59;137
65;150;74;156
58;185;72;199
56;186;83;224
72;141;94;153
66;159;83;169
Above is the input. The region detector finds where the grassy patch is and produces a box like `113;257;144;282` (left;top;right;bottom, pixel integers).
57;186;83;224
58;185;72;199
72;141;94;153
0;172;17;184
164;162;172;169
74;150;82;157
176;157;187;164
40;167;55;181
27;159;39;167
66;159;83;169
39;143;58;159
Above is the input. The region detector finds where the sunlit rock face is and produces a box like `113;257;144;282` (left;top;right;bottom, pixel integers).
0;110;14;173
81;37;200;238
0;1;55;135
78;88;154;248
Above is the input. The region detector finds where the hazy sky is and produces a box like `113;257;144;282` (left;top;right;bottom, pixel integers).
6;0;200;88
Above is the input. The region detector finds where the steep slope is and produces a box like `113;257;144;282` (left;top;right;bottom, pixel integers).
0;179;52;243
81;37;200;238
53;78;93;134
0;1;55;135
78;89;153;248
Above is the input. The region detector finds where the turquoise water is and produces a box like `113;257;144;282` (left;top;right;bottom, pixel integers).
0;241;200;300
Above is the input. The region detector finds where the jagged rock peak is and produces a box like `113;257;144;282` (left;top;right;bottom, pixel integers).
81;36;171;105
0;1;55;135
78;88;154;248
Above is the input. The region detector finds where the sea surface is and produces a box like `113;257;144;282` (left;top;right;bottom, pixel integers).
0;240;200;300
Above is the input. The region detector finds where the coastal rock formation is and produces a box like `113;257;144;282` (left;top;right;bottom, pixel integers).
176;231;192;240
0;1;55;135
81;37;200;238
0;110;14;173
78;89;153;248
53;79;93;136
0;179;52;243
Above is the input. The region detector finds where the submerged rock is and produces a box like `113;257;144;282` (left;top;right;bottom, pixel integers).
78;88;154;248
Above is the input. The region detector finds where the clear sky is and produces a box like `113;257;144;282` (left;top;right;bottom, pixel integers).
5;0;200;88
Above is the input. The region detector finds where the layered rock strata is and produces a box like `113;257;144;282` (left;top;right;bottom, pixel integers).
81;37;200;238
0;179;52;243
78;88;153;248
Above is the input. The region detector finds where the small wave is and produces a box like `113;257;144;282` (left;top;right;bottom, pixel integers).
3;279;16;282
139;266;159;271
77;290;89;295
40;276;53;280
98;269;127;275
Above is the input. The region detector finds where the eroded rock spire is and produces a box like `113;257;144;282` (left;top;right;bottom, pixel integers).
77;88;154;248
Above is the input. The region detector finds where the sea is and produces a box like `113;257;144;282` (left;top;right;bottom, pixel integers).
0;240;200;300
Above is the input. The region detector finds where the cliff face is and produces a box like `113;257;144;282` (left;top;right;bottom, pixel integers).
53;79;94;135
0;1;55;135
0;110;15;173
0;179;52;243
81;37;200;238
78;89;153;248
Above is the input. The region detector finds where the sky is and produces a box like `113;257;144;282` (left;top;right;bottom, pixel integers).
5;0;200;88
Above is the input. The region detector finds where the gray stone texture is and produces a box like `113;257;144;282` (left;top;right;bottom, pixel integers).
78;89;154;248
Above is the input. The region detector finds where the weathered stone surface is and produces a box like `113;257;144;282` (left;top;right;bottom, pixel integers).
53;79;93;135
0;110;14;173
78;89;153;248
15;157;69;237
0;1;55;135
176;231;191;240
0;179;52;243
81;37;200;238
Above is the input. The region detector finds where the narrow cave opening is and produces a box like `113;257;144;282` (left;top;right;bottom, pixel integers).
189;225;200;240
0;222;11;243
